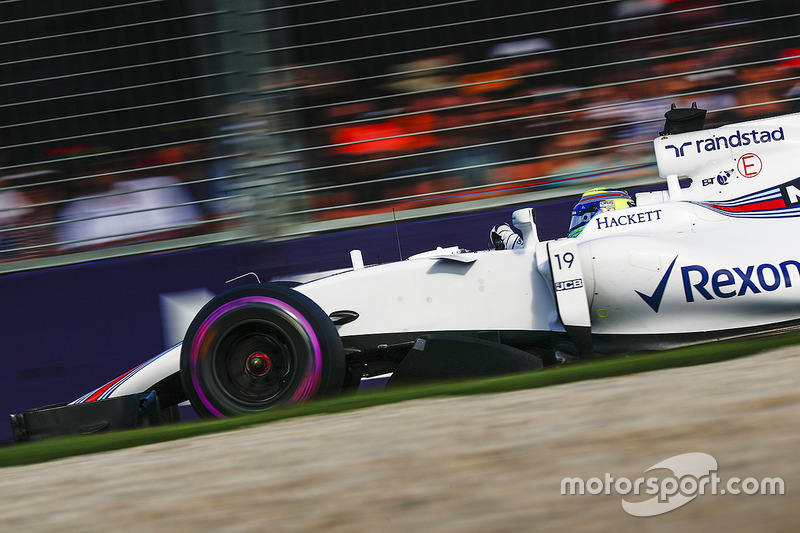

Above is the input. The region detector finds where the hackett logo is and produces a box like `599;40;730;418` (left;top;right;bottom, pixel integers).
596;209;662;230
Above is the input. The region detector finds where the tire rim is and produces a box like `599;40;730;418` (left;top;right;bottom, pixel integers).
213;323;299;407
188;295;327;417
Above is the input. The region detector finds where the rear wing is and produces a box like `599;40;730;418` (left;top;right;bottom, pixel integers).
653;106;800;202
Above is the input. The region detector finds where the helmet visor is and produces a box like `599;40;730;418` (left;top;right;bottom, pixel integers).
568;202;599;235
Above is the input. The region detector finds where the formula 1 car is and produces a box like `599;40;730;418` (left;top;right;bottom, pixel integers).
12;105;800;440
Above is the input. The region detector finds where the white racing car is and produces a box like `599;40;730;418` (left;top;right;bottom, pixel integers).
12;105;800;440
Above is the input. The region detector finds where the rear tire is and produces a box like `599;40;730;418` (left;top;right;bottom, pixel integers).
180;284;345;418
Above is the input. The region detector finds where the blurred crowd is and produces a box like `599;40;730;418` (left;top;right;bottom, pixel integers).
2;0;799;262
0;143;239;261
291;3;800;216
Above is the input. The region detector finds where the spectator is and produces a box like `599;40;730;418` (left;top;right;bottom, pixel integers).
56;159;203;252
0;177;32;259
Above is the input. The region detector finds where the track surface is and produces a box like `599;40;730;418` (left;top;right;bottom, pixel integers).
1;348;798;531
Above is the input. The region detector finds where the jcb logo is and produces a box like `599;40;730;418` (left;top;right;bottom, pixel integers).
556;279;584;292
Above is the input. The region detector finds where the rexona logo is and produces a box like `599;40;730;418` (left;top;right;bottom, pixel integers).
636;257;677;312
636;256;800;311
664;127;785;158
681;260;800;301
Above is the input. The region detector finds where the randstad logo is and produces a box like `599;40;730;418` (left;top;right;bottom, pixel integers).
636;256;800;311
665;127;785;157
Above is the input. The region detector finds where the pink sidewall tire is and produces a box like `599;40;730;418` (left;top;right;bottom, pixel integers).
180;284;345;418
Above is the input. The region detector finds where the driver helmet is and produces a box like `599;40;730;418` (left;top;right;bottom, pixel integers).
568;187;634;238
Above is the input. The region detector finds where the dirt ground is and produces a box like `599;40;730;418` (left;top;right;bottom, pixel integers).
1;347;798;532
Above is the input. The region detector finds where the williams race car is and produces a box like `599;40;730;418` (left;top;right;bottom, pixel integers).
12;105;800;440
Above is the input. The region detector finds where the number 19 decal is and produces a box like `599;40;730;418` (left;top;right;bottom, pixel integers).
554;252;574;270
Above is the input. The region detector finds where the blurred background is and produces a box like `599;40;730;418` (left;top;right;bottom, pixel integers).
1;0;799;272
3;0;800;443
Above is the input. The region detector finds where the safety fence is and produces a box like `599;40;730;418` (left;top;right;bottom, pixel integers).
1;0;798;272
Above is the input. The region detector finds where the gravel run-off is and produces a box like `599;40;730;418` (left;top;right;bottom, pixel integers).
1;347;798;532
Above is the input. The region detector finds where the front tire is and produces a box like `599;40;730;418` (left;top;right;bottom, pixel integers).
180;284;345;418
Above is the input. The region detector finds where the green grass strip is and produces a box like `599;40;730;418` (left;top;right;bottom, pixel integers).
3;329;799;468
